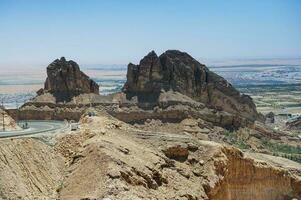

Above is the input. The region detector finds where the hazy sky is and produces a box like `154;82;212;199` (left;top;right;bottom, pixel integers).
0;0;300;67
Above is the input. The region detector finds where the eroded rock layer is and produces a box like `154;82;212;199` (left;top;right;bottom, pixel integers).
0;139;64;199
124;50;258;121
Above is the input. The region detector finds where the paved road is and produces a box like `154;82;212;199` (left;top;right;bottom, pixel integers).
0;120;69;138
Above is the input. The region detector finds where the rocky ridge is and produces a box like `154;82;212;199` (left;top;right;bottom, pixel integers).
1;51;300;199
42;57;99;102
124;50;258;121
15;51;260;130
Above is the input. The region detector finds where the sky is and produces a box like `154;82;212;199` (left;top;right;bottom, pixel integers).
0;0;300;67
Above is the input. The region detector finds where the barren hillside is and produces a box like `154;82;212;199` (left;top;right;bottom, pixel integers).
0;109;300;200
0;108;20;131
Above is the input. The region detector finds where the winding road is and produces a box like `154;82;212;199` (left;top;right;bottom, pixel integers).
0;120;69;138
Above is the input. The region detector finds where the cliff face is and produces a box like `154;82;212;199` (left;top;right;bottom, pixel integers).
124;50;258;121
17;52;257;129
17;57;100;119
44;57;99;102
7;105;85;121
207;148;301;200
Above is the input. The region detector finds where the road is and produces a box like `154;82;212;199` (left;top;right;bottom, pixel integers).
0;120;69;138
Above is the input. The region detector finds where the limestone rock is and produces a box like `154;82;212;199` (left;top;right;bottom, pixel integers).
0;139;64;199
44;57;99;101
162;145;189;162
124;50;258;121
0;108;20;131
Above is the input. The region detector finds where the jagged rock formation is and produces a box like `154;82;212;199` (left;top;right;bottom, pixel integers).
13;51;258;130
43;57;99;102
124;50;258;121
2;51;300;200
13;57;102;120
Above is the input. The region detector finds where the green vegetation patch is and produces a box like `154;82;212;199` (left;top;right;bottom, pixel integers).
223;130;249;150
262;140;301;163
223;130;301;163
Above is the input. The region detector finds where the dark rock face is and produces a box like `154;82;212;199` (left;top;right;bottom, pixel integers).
126;51;165;93
44;57;99;101
265;112;275;123
124;50;258;121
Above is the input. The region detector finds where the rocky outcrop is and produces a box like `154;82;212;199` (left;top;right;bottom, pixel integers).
43;57;99;102
17;52;257;129
14;57;102;121
124;50;258;121
0;108;20;131
110;91;253;129
265;112;275;123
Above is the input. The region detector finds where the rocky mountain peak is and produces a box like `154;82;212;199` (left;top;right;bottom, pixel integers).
60;56;66;62
44;57;99;102
125;50;164;93
124;50;258;121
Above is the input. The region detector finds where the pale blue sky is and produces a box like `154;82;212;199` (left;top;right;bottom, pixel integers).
0;0;300;67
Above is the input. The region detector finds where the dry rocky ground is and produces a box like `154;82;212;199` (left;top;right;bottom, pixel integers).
0;108;20;131
1;51;301;199
0;109;300;200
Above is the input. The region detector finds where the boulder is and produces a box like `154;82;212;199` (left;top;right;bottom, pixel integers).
44;57;99;102
265;112;275;123
124;50;258;121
